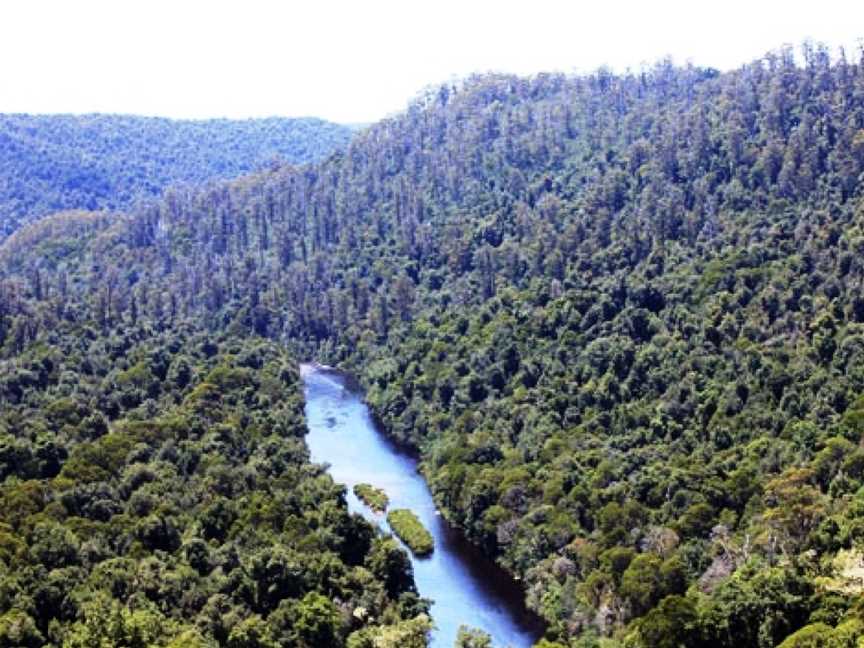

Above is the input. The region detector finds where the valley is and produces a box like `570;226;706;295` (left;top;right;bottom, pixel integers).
2;42;864;646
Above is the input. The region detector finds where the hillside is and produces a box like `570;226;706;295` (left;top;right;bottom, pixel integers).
0;323;429;647
0;114;354;239
3;43;864;646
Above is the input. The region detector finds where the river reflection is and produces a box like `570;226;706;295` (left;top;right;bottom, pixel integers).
302;365;543;648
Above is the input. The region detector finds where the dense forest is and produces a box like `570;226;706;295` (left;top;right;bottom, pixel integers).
0;324;431;646
0;114;354;240
4;42;864;646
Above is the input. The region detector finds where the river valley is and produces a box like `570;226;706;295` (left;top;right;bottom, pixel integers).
302;364;543;647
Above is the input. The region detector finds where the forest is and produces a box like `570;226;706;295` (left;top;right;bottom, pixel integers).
3;42;864;646
0;114;354;240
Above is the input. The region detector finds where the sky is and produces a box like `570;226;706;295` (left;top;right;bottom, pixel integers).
1;0;862;124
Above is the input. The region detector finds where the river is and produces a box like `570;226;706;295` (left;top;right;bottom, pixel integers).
301;364;543;648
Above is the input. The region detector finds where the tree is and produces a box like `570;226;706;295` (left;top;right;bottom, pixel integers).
65;596;170;648
762;468;827;556
620;553;663;616
627;595;698;648
0;610;44;648
287;592;343;647
346;615;432;648
226;615;276;648
454;625;492;648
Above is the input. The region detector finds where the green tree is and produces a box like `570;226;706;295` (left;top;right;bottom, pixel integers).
454;625;492;648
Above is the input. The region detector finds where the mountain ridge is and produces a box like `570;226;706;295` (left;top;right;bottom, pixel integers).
0;113;354;240
3;43;864;646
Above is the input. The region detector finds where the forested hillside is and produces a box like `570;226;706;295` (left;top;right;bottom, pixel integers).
0;322;430;646
4;43;864;646
0;114;354;239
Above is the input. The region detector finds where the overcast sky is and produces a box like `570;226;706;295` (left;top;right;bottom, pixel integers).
1;0;862;124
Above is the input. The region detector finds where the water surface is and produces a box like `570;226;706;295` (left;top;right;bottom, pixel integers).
302;365;543;648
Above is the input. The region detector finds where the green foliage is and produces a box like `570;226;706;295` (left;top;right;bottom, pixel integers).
225;615;276;648
454;625;492;647
366;537;417;599
65;595;173;648
627;595;699;648
0;114;353;239
354;483;390;512
387;509;435;556
776;616;864;648
3;41;864;646
697;563;814;647
346;614;433;648
0;330;415;646
285;592;345;647
0;609;44;648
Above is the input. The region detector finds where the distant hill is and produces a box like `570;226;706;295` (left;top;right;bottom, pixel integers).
0;113;354;238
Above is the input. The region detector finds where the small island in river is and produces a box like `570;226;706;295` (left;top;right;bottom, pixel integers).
387;509;435;556
353;483;389;512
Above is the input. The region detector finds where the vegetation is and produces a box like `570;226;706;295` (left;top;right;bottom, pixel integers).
0;114;354;239
386;510;435;557
354;483;389;512
0;325;426;645
345;613;433;648
455;625;493;648
3;42;864;645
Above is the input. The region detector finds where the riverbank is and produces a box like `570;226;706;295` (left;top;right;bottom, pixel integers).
301;364;545;647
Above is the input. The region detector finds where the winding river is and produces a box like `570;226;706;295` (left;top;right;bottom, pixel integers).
301;365;543;648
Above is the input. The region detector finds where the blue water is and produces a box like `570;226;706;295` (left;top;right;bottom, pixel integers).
302;365;542;648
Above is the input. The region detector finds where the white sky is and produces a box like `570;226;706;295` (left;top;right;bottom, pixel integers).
1;0;862;124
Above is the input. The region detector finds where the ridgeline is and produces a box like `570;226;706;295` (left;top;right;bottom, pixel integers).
0;114;354;240
3;43;864;646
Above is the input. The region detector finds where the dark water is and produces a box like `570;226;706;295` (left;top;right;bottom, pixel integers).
301;365;544;648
